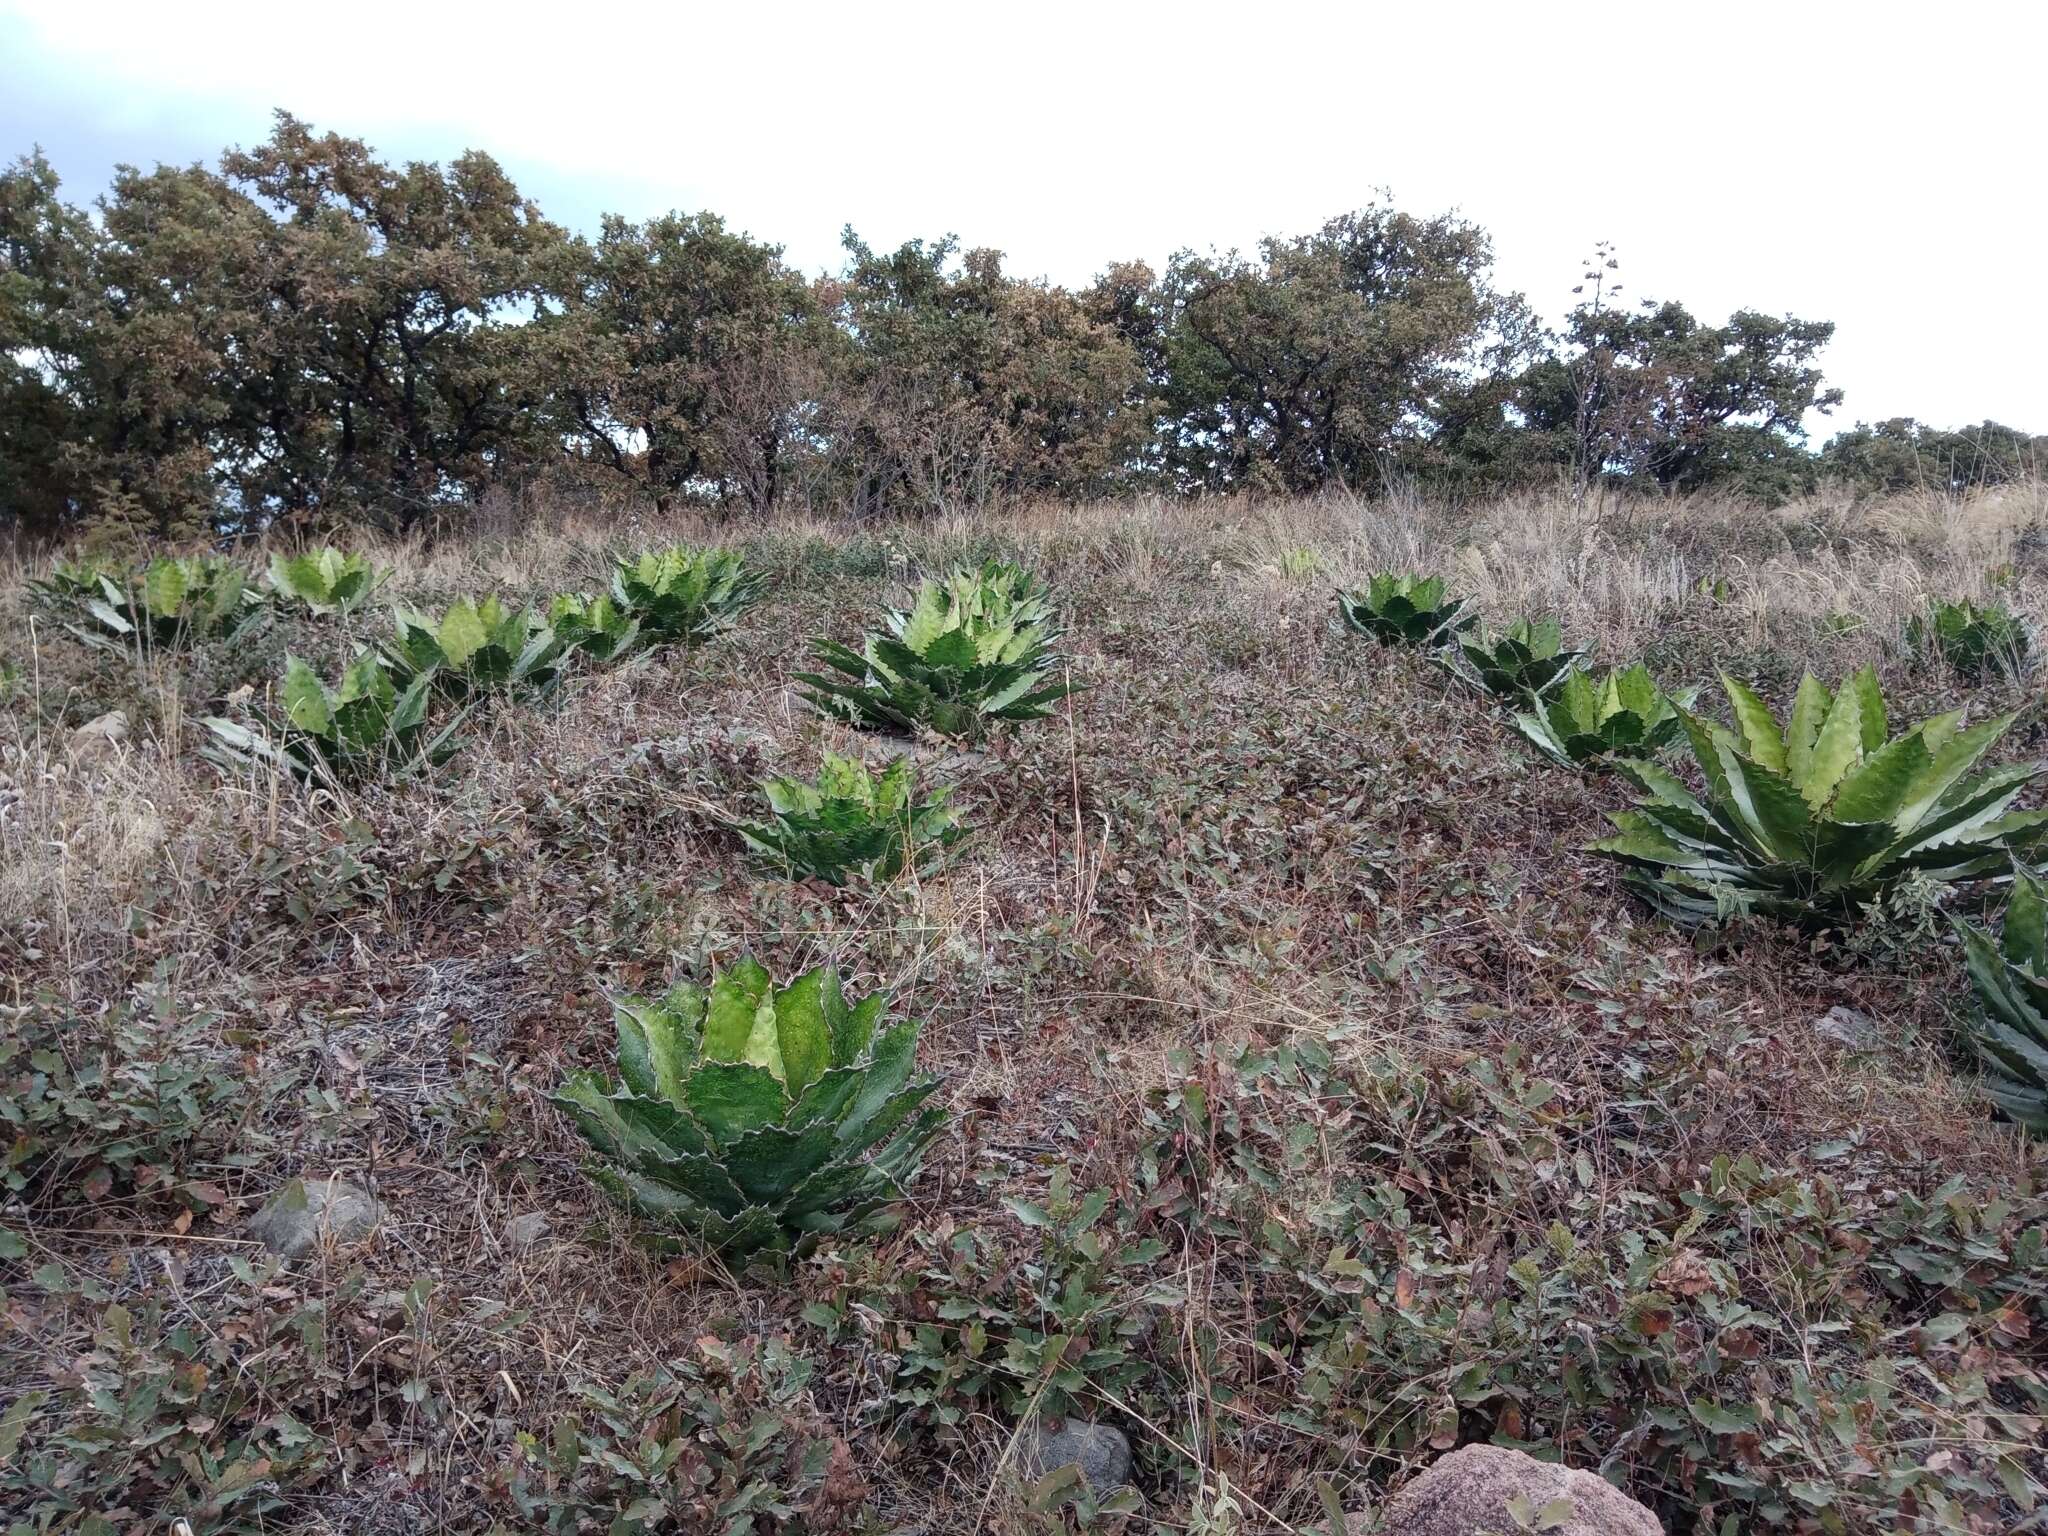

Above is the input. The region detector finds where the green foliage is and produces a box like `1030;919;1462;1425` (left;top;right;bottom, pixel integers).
1127;1037;2048;1531
547;591;643;662
1907;596;2029;681
381;595;561;694
1335;573;1473;648
802;1165;1169;1430
0;1275;338;1531
730;752;963;886
24;557;110;609
1822;416;2046;496
1157;204;1518;495
795;561;1076;741
0;982;281;1214
1519;292;1842;501
1514;664;1692;768
1593;667;2048;925
610;545;765;645
1450;615;1584;700
73;556;263;648
539;211;825;518
1953;865;2048;1134
265;546;378;615
494;1338;863;1534
204;651;463;782
554;959;946;1259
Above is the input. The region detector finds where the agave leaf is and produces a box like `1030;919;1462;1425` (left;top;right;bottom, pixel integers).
1894;714;2014;832
1848;666;1888;753
704;960;775;1063
772;967;833;1098
281;656;333;737
720;1121;841;1203
2007;868;2048;973
1801;680;1866;811
142;559;190;620
684;1062;788;1141
1783;674;1833;787
836;1076;941;1162
837;1019;922;1144
1830;732;1931;825
616;986;702;1102
1721;675;1787;774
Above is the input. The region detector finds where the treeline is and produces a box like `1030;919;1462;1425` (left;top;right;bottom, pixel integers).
2;113;2040;542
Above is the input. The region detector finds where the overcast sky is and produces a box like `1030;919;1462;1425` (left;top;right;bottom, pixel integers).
4;0;2041;440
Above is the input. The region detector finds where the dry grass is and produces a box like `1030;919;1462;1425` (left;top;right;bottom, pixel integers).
3;484;2046;1534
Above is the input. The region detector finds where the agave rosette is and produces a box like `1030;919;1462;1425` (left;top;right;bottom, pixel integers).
554;960;946;1257
1594;667;2048;925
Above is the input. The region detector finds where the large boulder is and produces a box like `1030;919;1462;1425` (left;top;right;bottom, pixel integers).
247;1175;384;1261
1378;1445;1661;1536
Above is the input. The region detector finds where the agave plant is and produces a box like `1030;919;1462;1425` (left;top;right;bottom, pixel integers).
204;652;463;783
379;597;561;694
1907;597;2029;682
25;557;112;610
266;547;379;616
1451;616;1585;701
1593;667;2048;926
1953;865;2048;1134
553;959;946;1258
610;545;765;645
794;562;1075;741
73;556;263;648
730;752;964;886
1336;573;1473;648
548;591;643;663
1515;665;1693;769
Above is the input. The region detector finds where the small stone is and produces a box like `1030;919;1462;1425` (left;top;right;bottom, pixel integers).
1377;1444;1661;1536
66;709;130;761
247;1175;383;1261
504;1212;551;1251
1019;1419;1131;1494
1814;1005;1880;1050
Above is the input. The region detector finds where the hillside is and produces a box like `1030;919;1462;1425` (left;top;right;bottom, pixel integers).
3;486;2046;1534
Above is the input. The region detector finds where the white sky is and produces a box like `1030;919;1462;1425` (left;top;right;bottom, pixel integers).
3;0;2042;439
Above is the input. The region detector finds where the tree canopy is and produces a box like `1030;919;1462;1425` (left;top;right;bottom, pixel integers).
0;113;2023;543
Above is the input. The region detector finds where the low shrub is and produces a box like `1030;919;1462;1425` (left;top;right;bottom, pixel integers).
1908;597;2030;681
1513;664;1692;769
611;545;765;645
204;652;464;783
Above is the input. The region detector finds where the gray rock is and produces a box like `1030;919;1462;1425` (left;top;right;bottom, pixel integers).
1019;1419;1131;1494
503;1211;551;1252
247;1175;383;1261
66;709;130;761
1377;1444;1661;1536
1814;1005;1880;1050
